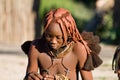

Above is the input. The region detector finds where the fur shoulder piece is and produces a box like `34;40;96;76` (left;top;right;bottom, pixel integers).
81;31;101;55
21;38;46;55
21;41;32;55
81;31;103;70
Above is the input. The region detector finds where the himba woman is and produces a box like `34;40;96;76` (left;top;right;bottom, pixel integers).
22;8;102;80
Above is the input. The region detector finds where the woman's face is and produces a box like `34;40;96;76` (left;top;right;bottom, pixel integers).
44;22;64;50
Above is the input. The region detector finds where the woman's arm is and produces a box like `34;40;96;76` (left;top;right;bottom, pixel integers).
74;42;93;80
24;45;43;80
80;70;93;80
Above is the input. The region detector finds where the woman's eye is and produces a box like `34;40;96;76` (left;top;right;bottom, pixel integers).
57;36;63;39
46;34;52;38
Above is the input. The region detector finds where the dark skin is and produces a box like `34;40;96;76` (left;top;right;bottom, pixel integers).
25;22;93;80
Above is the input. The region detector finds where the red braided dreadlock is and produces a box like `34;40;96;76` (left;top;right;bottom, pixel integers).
43;8;91;54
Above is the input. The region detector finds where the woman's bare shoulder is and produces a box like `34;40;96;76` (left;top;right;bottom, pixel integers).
72;41;87;57
72;41;85;51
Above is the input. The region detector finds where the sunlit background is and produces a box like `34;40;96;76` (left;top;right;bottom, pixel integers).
0;0;120;80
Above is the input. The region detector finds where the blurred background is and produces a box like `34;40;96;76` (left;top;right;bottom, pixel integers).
0;0;120;80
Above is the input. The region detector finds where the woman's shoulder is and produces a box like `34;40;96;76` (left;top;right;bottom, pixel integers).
73;41;84;47
72;41;86;52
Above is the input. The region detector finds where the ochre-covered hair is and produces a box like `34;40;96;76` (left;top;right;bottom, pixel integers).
43;8;91;54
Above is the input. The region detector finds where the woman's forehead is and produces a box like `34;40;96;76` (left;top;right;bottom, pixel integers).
46;22;60;30
45;22;63;35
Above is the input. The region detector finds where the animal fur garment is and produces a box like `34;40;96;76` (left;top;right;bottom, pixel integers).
81;31;103;70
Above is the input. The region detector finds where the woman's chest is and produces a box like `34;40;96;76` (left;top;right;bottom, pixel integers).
38;52;78;74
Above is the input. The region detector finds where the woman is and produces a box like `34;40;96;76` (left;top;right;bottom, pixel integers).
23;8;102;80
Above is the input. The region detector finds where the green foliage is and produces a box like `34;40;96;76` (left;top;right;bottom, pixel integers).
75;0;96;8
96;12;116;44
39;0;93;31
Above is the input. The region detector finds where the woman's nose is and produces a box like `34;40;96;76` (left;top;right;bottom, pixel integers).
51;38;57;44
